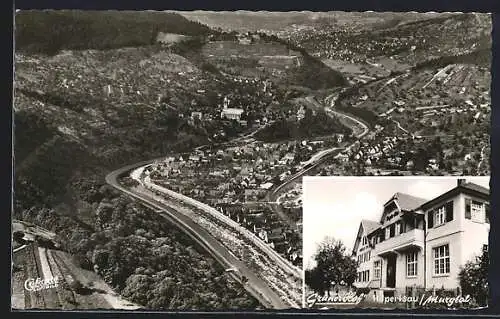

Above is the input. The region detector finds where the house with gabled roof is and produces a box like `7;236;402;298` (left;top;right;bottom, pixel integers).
352;219;380;289
352;179;490;300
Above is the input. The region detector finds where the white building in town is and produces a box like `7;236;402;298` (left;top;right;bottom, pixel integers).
221;103;244;121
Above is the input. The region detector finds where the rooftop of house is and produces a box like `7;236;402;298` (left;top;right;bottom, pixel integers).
461;181;490;195
421;179;490;210
361;219;380;234
387;192;429;212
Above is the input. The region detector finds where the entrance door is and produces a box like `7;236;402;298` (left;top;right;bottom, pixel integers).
386;254;396;288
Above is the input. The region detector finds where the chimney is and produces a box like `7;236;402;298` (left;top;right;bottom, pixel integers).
457;179;466;186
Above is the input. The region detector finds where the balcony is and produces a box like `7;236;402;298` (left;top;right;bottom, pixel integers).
374;229;424;256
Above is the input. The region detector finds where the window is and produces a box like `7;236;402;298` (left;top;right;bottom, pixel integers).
471;201;485;223
435;206;446;226
385;227;390;239
433;244;450;275
401;221;407;232
374;261;381;279
362;270;369;282
428;202;453;228
362;236;368;246
466;198;487;223
396;222;401;235
406;252;418;277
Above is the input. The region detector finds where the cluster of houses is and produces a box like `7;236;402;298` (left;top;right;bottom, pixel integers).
215;203;302;266
326;95;488;175
417;99;490;127
148;139;323;206
186;77;278;126
236;32;262;45
334;136;404;169
144;135;347;266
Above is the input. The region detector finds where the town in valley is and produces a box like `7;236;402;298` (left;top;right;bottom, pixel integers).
12;10;491;310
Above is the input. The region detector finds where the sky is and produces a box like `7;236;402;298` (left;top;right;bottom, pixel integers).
302;176;490;270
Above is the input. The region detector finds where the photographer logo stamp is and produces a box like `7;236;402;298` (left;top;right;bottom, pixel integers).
24;276;60;292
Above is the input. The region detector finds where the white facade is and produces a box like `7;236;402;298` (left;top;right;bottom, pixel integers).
221;107;244;121
352;180;489;298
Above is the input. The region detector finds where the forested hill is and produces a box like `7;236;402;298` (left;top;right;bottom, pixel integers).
15;10;213;54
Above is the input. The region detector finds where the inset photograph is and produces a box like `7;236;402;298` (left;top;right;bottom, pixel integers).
303;176;490;310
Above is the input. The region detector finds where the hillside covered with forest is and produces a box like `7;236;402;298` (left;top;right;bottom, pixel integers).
15;10;212;54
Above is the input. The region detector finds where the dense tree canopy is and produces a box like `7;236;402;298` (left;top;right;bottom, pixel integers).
256;108;352;142
15;10;212;54
305;237;358;296
459;246;489;307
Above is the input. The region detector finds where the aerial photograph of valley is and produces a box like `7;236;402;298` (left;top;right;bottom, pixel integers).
12;10;491;310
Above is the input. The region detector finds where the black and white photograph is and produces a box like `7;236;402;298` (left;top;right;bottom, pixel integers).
303;176;490;310
11;9;492;311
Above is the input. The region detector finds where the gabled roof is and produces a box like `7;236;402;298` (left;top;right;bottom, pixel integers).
352;219;380;255
361;219;380;235
387;192;429;212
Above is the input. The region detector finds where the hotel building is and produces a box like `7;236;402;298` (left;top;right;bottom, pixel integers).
352;179;490;298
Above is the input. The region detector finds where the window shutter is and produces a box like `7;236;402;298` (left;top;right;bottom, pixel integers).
485;203;490;223
446;201;454;222
428;210;434;228
465;198;472;219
